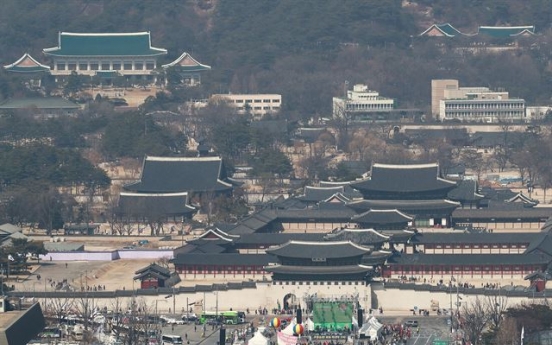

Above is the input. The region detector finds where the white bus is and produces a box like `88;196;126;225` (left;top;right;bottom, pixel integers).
161;334;183;345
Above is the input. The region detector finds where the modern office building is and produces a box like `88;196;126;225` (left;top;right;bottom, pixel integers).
432;79;526;123
332;84;394;120
210;93;282;118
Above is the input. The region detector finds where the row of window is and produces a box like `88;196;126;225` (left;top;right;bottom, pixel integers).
234;99;280;103
346;103;394;110
444;112;524;117
236;106;280;111
425;244;527;249
444;103;524;109
55;61;156;71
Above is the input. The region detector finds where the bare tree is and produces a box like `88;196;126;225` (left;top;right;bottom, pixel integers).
44;297;75;326
485;293;509;332
494;317;521;345
461;296;489;345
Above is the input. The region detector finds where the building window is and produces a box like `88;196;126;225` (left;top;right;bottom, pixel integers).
90;63;99;71
113;63;121;70
79;63;88;71
235;99;244;103
68;63;77;71
124;62;132;70
254;99;262;103
146;62;155;70
263;99;271;103
101;63;110;70
56;63;66;70
135;62;144;70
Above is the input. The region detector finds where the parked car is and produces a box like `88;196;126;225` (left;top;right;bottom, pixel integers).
405;320;418;328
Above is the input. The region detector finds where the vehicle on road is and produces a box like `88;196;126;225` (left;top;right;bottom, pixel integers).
161;334;183;344
405;320;419;328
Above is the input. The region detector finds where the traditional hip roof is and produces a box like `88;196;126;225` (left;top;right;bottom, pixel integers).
264;264;372;275
0;97;80;110
162;52;211;71
43;32;167;57
351;163;457;194
478;26;536;38
3;53;50;73
118;191;195;216
267;240;371;259
351;209;413;224
419;23;465;37
171;253;272;266
348;199;460;214
324;228;390;244
124;156;232;194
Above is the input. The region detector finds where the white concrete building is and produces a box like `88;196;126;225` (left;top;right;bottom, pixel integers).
210;93;282;118
433;80;526;123
332;84;394;120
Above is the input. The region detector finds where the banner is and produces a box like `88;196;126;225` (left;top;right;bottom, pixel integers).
277;331;302;345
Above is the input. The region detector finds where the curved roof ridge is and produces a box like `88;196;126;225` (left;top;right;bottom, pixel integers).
373;162;439;169
60;31;152;36
341;228;390;239
3;53;50;70
145;155;222;162
306;186;344;190
120;191;188;197
288;240;371;251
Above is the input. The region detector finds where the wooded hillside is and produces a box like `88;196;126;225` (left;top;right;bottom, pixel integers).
0;0;551;117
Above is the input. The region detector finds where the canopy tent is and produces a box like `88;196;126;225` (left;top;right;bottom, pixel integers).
248;331;269;345
305;318;315;332
281;318;297;335
358;316;383;340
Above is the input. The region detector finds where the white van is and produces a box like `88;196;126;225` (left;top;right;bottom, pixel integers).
161;334;183;344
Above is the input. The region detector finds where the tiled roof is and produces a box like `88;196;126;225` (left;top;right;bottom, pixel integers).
324;228;389;244
419;23;464;37
124;156;232;193
172;253;272;266
351;209;413;224
117;192;195;216
404;128;469;143
162;52;211;71
387;253;549;266
351;163;457;194
275;207;357;221
470;131;530;148
192;227;239;242
298;186;345;202
264;264;372;275
0;223;22;234
44;32;167;57
348;199;460;214
524;233;552;257
0;97;80;110
234;233;326;245
267;240;371;259
135;263;171;277
3;53;50;73
478;26;536;38
447;180;485;202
